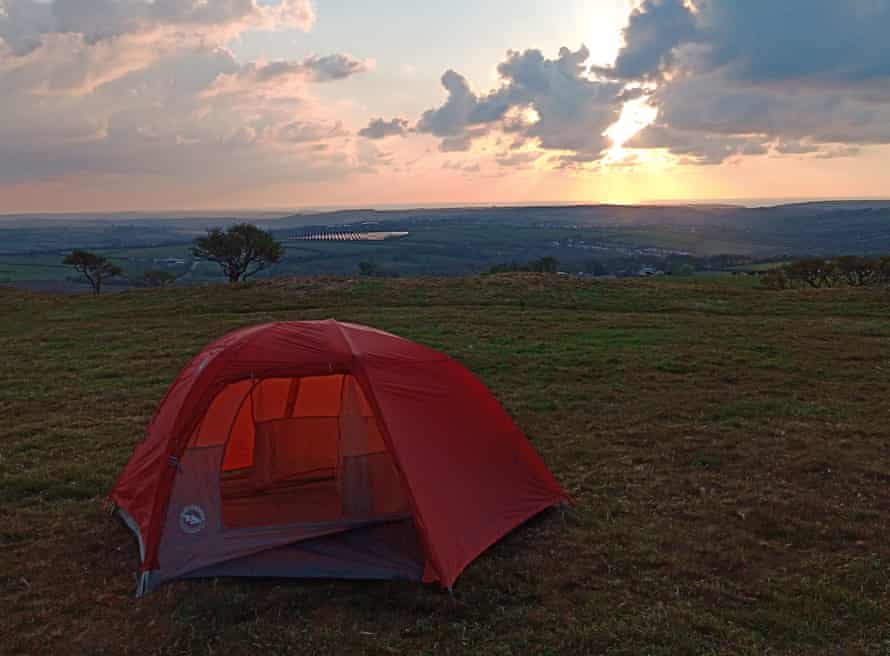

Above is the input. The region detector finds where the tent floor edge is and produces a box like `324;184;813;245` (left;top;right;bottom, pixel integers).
136;571;162;598
116;507;146;563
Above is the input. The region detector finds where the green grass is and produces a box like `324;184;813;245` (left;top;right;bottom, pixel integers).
1;274;889;655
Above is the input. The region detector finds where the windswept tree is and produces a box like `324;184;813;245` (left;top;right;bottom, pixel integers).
62;249;122;295
191;223;283;283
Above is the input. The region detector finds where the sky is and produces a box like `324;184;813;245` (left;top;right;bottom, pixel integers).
1;0;889;212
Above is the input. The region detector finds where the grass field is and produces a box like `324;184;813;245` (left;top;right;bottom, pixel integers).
1;275;889;655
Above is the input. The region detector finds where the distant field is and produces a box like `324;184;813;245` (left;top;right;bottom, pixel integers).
1;275;888;655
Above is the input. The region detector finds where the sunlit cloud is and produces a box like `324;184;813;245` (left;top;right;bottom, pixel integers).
603;95;659;163
2;0;890;211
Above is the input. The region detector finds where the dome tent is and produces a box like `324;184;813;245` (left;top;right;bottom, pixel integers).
111;320;568;596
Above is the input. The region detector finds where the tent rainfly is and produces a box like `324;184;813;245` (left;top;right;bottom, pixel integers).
111;320;569;596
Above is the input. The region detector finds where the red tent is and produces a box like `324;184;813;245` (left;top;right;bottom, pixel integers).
111;321;568;596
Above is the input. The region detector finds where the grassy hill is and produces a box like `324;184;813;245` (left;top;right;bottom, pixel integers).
1;275;888;655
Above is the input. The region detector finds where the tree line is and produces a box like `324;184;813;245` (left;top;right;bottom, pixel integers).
488;257;559;274
62;223;283;294
763;256;890;289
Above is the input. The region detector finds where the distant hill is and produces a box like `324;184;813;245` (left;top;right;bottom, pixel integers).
2;200;890;288
269;201;890;257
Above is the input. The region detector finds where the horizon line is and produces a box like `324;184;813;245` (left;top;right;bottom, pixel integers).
3;196;890;219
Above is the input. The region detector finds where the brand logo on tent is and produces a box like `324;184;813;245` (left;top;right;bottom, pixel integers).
179;505;206;534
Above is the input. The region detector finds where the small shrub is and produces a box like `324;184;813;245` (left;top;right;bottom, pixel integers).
761;267;790;290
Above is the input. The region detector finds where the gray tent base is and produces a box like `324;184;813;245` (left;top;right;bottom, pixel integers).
165;520;423;591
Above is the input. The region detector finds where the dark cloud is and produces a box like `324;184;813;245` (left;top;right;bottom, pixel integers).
203;54;370;97
601;0;890;164
302;53;372;81
603;0;890;84
438;129;487;152
495;151;539;168
499;47;623;158
628;65;890;164
695;0;890;84
602;0;699;80
416;47;624;160
627;125;769;165
416;70;509;138
358;117;409;139
773;140;822;155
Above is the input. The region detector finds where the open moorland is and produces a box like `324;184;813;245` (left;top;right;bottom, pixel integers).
1;274;889;655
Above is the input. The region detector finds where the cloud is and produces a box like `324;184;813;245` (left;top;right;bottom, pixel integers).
0;0;315;53
274;120;348;143
0;0;318;95
498;47;624;158
0;0;381;192
693;0;890;85
604;0;890;85
416;47;624;160
623;67;890;164
438;129;487;152
400;0;890;169
601;0;890;164
442;160;481;174
202;54;370;98
602;0;699;80
358;117;409;139
302;53;373;81
416;69;507;139
627;124;769;165
495;151;540;168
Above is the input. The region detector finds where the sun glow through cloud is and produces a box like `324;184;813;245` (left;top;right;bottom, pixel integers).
1;0;888;212
604;95;659;163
